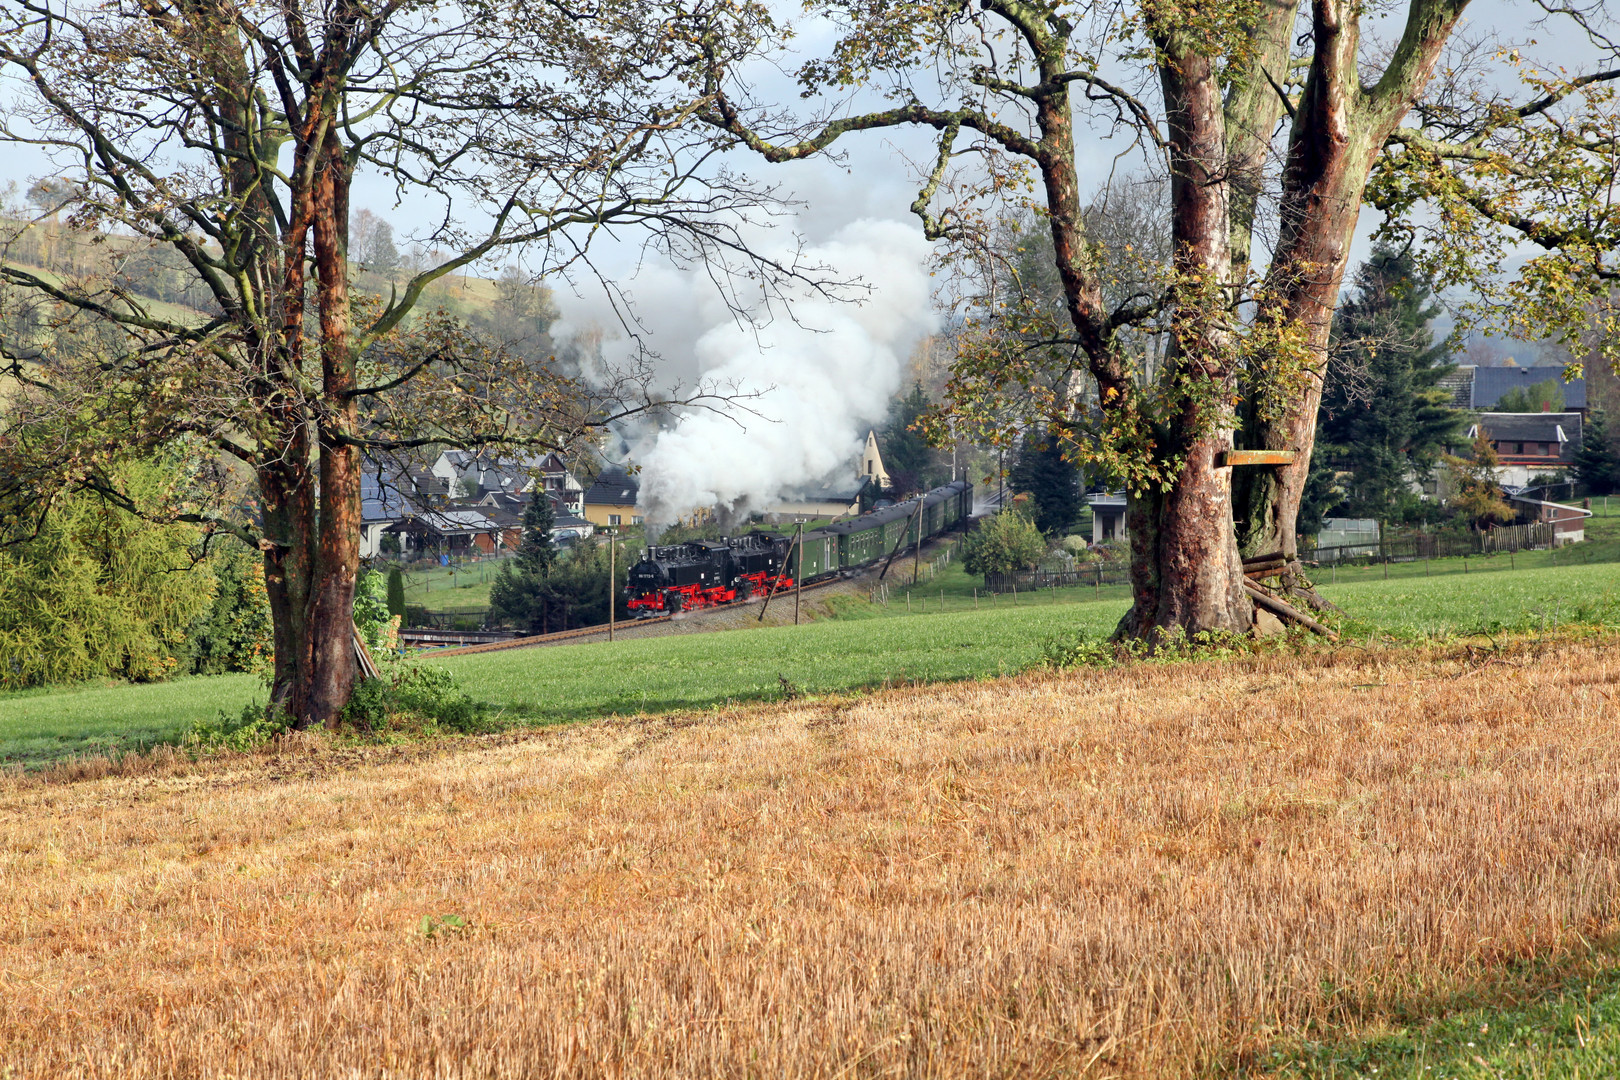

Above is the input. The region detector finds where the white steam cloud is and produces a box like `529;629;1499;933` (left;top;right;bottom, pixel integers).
632;219;936;525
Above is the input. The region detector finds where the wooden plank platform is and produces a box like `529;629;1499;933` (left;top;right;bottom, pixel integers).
1216;449;1298;468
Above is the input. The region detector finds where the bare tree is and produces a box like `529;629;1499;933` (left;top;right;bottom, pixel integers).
688;0;1620;640
349;209;401;282
0;0;790;724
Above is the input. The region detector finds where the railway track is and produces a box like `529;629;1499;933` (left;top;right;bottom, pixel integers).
424;576;844;658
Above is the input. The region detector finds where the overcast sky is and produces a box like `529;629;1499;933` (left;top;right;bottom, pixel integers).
1;0;1608;371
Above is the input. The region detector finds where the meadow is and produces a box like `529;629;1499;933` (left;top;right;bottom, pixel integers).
8;557;1620;765
6;637;1620;1077
1269;969;1620;1078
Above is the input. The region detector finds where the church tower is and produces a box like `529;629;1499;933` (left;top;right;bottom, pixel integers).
858;429;890;489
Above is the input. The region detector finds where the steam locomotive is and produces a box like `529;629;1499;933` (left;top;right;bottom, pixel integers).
625;480;974;615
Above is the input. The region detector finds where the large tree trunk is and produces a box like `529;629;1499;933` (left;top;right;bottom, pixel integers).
1113;39;1252;638
261;449;320;724
1118;430;1251;639
1232;0;1468;558
255;117;363;728
305;133;361;724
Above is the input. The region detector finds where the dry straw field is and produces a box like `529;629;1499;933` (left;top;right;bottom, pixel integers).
5;638;1620;1077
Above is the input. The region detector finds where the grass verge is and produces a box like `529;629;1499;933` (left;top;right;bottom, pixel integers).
1265;968;1620;1079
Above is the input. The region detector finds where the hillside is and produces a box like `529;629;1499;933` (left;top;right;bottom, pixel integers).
5;637;1620;1077
1;216;530;328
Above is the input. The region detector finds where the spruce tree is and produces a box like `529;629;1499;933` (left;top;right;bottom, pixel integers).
490;495;559;633
880;383;945;495
1312;245;1467;528
1574;411;1620;494
1008;427;1081;535
516;493;557;576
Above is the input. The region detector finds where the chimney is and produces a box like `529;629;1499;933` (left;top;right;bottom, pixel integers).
1543;401;1551;412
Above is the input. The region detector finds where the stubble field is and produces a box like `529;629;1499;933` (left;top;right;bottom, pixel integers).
5;636;1620;1077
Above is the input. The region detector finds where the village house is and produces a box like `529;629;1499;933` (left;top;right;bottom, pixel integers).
765;477;874;522
431;450;584;515
1436;364;1587;414
582;465;642;528
385;508;521;558
763;429;890;521
360;464;449;558
1465;411;1583;488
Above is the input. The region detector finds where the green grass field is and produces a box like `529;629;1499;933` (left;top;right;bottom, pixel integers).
0;673;262;765
442;601;1124;725
1270;968;1620;1078
6;554;1620;767
399;560;505;613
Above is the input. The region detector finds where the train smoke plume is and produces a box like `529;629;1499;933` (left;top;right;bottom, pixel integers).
633;219;936;528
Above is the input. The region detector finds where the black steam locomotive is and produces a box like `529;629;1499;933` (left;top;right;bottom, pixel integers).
624;480;974;616
625;532;795;614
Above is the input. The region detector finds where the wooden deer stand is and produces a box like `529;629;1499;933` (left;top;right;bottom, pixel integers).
1218;449;1338;641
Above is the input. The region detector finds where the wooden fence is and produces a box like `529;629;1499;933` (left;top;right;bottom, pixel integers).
984;564;1131;594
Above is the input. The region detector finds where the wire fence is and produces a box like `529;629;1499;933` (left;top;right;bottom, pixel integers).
1306;522;1557;565
975;522;1579;595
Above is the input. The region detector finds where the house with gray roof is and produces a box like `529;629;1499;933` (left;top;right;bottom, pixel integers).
1464;411;1583;488
1437;365;1586;413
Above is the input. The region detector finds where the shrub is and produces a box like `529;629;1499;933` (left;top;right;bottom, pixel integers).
962;510;1046;577
341;664;485;734
1444;430;1514;529
353;568;391;647
183;700;289;753
187;544;273;676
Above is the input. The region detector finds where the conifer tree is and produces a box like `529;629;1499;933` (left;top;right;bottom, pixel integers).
1305;246;1466;532
1009;428;1082;536
1574;411;1620;495
880;384;946;496
492;495;559;633
385;566;407;620
517;494;557;576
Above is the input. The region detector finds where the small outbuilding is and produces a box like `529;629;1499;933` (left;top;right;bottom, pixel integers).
387;509;518;556
1088;492;1126;544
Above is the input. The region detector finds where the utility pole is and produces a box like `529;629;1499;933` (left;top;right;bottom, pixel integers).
607;528;616;642
794;519;803;625
913;510;922;585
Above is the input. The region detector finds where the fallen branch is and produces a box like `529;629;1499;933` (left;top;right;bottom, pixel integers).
352;622;381;680
1244;582;1339;640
